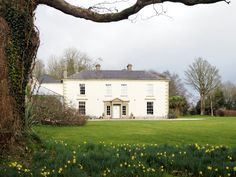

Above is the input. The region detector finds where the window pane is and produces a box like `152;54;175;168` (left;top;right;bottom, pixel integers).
121;84;127;96
105;84;112;96
147;84;154;96
147;102;153;115
80;84;85;95
122;106;126;115
79;101;86;115
107;106;111;115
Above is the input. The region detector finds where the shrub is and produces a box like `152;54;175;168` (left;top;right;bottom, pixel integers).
168;110;177;119
224;110;236;116
215;109;236;117
215;109;225;117
32;96;87;126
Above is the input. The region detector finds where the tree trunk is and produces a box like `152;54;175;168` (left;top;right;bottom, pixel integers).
0;0;39;151
175;107;180;117
200;94;205;115
210;99;214;117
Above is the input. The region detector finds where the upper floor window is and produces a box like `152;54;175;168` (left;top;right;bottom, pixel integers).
147;84;154;96
147;102;153;115
105;84;112;96
121;84;127;96
80;84;85;95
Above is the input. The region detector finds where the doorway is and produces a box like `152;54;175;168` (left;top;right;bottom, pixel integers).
112;105;121;119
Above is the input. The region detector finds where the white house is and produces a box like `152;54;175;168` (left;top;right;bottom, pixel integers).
37;64;169;119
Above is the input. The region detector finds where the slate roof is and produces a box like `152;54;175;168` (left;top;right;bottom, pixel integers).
38;74;61;83
33;85;63;96
68;70;166;80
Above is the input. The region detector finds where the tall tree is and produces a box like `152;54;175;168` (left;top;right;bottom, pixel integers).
32;59;46;79
67;58;75;76
222;81;236;110
185;57;221;115
0;0;227;148
161;71;187;98
64;48;97;73
205;87;225;116
47;55;65;79
47;48;96;79
160;71;189;115
64;48;78;76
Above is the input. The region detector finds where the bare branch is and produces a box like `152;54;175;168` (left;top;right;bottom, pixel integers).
36;0;226;23
141;4;164;20
88;0;129;13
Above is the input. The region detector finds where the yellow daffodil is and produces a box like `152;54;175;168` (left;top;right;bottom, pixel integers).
207;166;212;170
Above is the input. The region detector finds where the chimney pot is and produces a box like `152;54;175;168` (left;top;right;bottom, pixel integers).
127;64;133;71
95;64;101;71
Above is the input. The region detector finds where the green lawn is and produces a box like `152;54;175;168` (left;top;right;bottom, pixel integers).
35;117;236;147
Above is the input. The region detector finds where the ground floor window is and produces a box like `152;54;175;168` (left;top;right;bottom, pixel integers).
147;102;153;115
79;101;86;115
107;106;111;115
122;106;126;115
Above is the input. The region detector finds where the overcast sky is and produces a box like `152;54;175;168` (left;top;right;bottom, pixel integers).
35;0;236;88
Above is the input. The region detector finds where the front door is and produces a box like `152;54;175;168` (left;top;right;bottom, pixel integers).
112;105;121;119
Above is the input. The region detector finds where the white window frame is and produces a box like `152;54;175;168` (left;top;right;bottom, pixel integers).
146;84;154;97
105;84;112;96
121;84;128;97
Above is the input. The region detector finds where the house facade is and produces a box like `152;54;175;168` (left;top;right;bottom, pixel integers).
63;64;169;119
34;75;63;96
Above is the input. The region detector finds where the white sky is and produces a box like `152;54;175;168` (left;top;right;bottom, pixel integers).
35;0;236;86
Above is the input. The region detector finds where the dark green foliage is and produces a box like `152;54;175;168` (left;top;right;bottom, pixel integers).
169;96;188;117
205;87;225;115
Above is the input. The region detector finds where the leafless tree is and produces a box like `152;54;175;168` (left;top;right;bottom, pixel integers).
46;48;97;79
32;59;46;79
161;70;188;98
185;57;221;115
222;81;236;109
47;55;65;79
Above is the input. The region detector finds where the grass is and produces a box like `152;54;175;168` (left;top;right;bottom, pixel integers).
35;117;236;147
2;117;236;177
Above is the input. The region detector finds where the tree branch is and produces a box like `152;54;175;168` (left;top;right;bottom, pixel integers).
37;0;227;22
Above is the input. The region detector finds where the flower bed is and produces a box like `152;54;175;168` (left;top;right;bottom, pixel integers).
1;141;236;177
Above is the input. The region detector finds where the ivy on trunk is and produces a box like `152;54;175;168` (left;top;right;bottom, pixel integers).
0;0;39;150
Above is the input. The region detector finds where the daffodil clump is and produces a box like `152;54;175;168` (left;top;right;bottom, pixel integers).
1;140;236;177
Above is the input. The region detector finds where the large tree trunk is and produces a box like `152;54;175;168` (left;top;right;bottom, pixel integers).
0;0;39;151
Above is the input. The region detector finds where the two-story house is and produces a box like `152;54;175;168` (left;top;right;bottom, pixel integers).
61;64;169;119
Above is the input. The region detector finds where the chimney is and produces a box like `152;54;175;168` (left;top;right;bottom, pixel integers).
95;64;101;71
63;70;67;79
127;64;133;71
